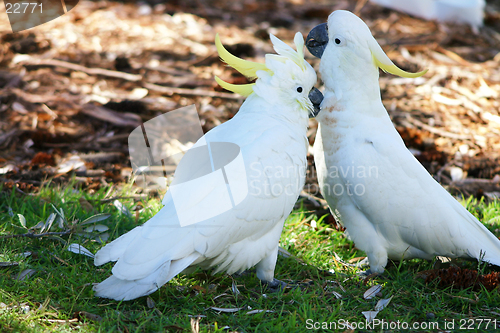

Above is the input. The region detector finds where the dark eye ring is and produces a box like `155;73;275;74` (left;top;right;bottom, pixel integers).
297;87;303;93
335;38;341;44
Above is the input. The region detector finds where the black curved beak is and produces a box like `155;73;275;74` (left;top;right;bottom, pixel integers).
306;23;328;59
308;87;323;118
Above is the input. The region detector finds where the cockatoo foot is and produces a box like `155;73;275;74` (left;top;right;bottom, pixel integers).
354;257;370;268
357;268;381;278
262;278;287;292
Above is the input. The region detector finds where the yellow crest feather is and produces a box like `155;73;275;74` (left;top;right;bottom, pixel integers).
215;76;255;97
372;53;427;78
215;34;269;79
368;37;427;78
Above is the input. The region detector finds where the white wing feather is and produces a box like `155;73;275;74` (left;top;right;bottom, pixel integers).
316;110;500;272
94;99;307;300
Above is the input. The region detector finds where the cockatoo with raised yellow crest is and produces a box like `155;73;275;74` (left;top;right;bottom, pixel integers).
93;32;323;300
306;10;500;274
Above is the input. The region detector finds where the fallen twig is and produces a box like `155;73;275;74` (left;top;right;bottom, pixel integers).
144;82;243;100
20;58;142;82
401;116;471;141
0;230;71;240
9;88;80;104
80;104;142;127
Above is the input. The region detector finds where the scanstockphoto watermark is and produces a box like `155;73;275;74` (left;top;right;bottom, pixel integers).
305;318;499;331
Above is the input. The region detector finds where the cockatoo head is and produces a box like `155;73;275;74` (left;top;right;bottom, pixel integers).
305;10;427;87
215;32;322;118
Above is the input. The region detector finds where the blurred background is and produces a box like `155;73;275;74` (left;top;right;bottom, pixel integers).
0;0;500;205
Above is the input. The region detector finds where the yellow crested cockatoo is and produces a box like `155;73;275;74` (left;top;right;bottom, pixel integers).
306;10;500;274
93;32;323;300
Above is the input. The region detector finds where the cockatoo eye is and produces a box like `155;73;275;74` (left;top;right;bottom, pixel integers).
297;87;303;93
333;34;346;46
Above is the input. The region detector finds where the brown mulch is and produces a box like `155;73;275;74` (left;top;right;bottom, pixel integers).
421;265;500;291
0;0;499;201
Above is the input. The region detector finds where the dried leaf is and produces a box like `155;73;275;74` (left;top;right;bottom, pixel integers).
36;296;50;314
1;252;33;267
0;164;16;174
80;213;112;226
83;224;109;233
51;205;66;223
146;297;155;308
0;262;19;267
40;213;56;233
18;214;27;229
190;317;200;333
113;200;132;217
246;309;274;315
332;291;343;299
231;279;240;296
57;217;65;229
75;311;102;322
16;268;36;281
67;244;95;259
93;232;109;243
363;284;382;300
348;256;366;263
192;285;206;295
212;293;229;301
12;102;28;114
278;246;292;258
57;155;86;174
33;221;45;229
362;310;379;323
374;296;393;311
210;306;244;313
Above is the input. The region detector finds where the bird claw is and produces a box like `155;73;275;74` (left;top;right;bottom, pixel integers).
354;257;370;268
357;268;378;278
262;278;287;292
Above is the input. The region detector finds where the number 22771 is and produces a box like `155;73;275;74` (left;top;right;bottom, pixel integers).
5;3;43;14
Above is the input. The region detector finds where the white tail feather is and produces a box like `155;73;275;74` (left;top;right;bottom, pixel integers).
94;253;200;301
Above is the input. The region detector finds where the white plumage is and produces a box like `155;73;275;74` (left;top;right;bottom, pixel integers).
94;32;318;300
370;0;484;27
307;10;500;274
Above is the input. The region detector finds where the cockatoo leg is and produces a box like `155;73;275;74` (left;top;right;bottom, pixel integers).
255;245;286;292
342;206;388;274
366;249;388;274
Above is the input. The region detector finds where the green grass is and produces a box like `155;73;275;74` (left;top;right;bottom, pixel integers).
1;182;500;332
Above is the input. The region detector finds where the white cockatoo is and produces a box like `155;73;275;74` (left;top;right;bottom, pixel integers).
370;0;484;28
305;10;500;274
93;32;322;300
